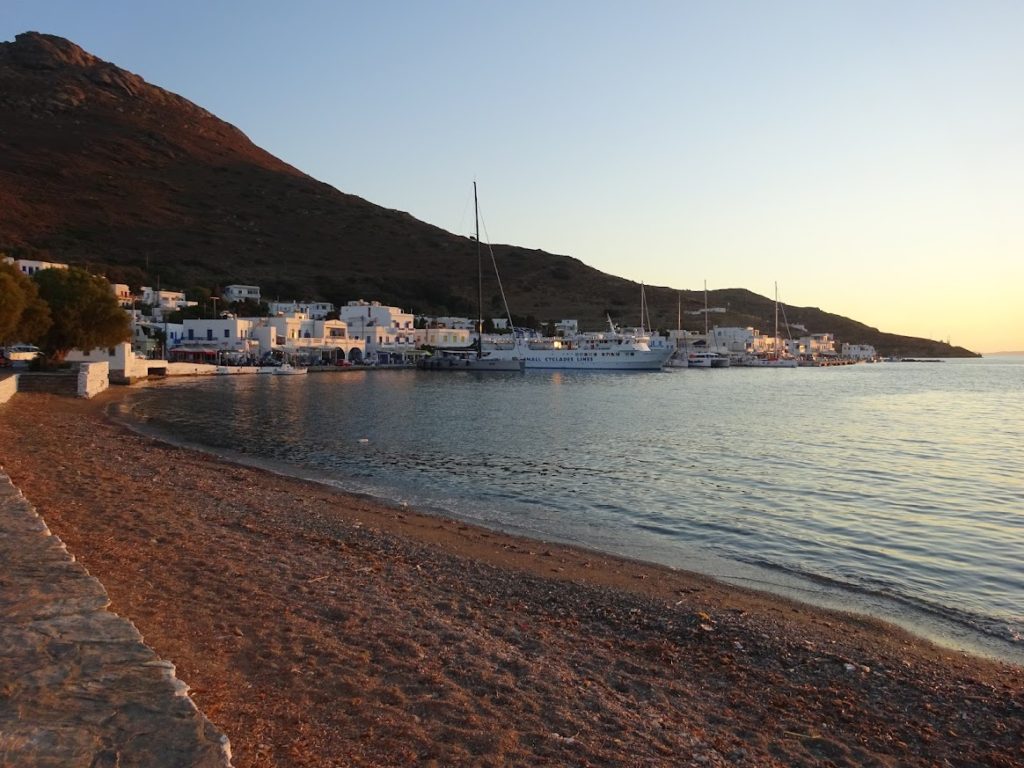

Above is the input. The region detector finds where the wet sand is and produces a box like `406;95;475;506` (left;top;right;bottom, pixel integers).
1;390;1021;767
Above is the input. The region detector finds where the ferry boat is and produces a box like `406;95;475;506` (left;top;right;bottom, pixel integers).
487;327;672;371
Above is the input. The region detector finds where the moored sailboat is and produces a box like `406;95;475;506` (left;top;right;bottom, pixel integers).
419;183;525;372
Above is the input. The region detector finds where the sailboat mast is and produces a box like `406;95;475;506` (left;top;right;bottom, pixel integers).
475;181;482;359
774;281;779;357
703;280;709;339
640;283;646;334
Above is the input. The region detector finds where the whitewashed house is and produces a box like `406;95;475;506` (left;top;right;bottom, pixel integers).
555;319;579;336
431;316;475;331
3;257;69;276
797;333;837;358
841;343;878;361
178;317;260;351
268;300;335;319
139;287;196;320
251;314;365;363
223;284;261;304
414;327;473;348
111;282;133;308
340;300;417;364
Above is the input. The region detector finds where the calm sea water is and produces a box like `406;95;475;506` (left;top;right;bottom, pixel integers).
116;357;1024;662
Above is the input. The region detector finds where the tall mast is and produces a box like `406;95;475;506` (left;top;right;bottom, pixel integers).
703;280;709;339
640;283;646;334
475;181;482;359
774;281;779;357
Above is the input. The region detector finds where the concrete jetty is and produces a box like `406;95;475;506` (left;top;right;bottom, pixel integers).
0;471;232;767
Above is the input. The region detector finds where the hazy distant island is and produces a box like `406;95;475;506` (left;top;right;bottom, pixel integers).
0;32;977;358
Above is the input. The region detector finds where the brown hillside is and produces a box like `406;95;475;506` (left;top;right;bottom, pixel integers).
0;32;976;357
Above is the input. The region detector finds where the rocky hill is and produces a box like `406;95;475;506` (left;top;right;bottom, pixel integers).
0;32;976;357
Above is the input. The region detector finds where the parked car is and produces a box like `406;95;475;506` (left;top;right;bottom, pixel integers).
2;345;41;366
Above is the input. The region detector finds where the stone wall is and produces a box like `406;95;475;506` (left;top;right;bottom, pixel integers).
77;361;109;398
13;372;78;396
0;471;233;767
0;374;16;404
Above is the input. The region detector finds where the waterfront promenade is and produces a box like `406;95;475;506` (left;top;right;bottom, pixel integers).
0;469;231;767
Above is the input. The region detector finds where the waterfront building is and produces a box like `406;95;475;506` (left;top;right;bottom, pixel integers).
340;300;416;364
798;333;837;358
252;314;365;363
842;343;878;360
178;317;260;352
415;327;473;348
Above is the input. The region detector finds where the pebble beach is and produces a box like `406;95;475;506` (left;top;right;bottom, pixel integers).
1;390;1021;767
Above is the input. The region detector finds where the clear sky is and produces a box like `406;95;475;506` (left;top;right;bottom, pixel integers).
6;1;1022;353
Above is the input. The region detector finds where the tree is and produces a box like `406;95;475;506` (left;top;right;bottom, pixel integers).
0;260;51;345
33;267;130;361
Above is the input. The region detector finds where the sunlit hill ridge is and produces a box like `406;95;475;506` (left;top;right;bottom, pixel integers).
0;32;976;357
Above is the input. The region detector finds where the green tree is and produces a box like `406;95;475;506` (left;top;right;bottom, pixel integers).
0;260;51;345
33;267;130;361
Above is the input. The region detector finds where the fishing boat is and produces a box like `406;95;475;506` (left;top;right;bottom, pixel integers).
419;183;525;373
274;362;308;375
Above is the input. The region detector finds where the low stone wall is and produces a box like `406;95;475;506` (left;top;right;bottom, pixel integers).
163;362;219;376
0;374;16;404
77;361;109;398
0;471;233;767
13;372;78;397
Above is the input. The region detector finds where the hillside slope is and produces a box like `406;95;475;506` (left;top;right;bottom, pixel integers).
0;32;975;357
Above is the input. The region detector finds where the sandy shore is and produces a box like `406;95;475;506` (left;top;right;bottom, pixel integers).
1;390;1021;767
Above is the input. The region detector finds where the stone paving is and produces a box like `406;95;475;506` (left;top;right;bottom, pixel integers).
0;471;232;767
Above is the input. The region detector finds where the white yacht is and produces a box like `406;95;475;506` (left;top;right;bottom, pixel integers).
687;349;730;368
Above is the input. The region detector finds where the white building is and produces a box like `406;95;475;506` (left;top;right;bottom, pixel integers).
66;342;140;376
554;319;578;336
139;287;195;320
252;314;365;362
111;283;133;308
430;316;475;331
798;333;837;358
179;317;261;351
703;326;764;355
223;284;261;304
3;257;69;276
340;300;417;364
842;343;878;360
414;327;473;348
268;300;335;319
